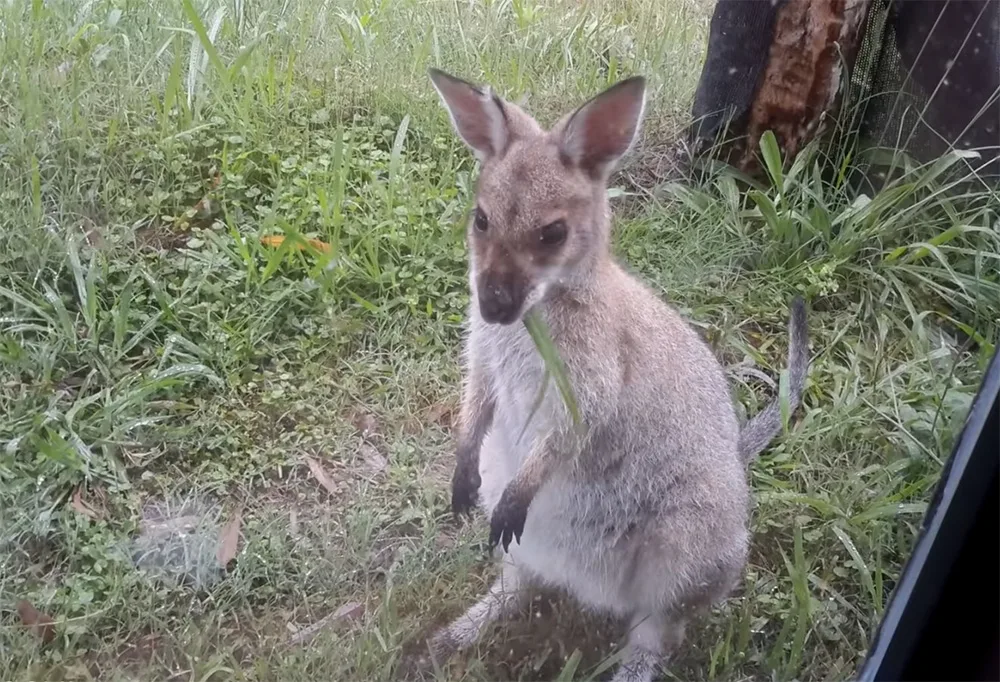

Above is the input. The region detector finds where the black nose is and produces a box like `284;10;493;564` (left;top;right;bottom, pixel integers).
479;284;518;324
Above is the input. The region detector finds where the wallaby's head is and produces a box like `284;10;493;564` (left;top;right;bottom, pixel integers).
429;69;646;325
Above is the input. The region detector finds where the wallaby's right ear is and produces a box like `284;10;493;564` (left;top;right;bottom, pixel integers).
429;68;509;161
558;76;646;180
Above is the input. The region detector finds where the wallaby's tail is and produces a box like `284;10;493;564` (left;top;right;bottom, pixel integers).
739;297;809;463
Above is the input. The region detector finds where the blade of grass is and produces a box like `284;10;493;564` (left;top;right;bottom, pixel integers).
523;310;582;430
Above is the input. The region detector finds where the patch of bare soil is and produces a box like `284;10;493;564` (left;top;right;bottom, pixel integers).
485;590;623;680
399;586;625;682
133;220;191;253
611;118;691;215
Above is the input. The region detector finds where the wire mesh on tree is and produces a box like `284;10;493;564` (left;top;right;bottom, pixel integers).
853;0;999;179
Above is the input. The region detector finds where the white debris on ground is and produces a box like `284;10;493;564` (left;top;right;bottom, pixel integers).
130;495;227;589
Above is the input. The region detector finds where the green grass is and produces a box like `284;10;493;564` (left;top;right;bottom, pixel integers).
1;0;997;680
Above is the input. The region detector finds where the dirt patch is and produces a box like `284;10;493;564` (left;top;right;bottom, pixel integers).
612;121;691;218
618;137;688;195
133;220;191;253
486;591;623;680
399;586;625;681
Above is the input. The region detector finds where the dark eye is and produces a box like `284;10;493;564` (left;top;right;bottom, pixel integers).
539;220;567;246
473;208;488;233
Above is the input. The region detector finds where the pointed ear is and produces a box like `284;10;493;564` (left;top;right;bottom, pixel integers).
429;68;509;161
558;76;647;179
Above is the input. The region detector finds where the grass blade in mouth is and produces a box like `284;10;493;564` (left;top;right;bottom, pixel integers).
523;309;583;433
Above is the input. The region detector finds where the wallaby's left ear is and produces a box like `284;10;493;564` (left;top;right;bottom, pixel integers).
558;76;646;179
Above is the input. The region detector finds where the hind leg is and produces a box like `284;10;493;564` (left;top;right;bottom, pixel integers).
426;554;528;664
609;611;686;682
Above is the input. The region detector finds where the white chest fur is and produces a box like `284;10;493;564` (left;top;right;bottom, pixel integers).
469;316;635;611
472;316;548;470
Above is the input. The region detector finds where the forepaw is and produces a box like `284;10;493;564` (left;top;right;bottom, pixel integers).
451;462;481;519
489;486;529;552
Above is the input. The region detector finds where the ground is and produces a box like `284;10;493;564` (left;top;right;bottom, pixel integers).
1;1;997;681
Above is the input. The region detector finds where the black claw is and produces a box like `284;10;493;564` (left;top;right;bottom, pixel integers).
451;494;476;519
451;461;481;520
489;486;529;554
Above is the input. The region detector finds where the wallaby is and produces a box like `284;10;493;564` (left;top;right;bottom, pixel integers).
422;68;809;682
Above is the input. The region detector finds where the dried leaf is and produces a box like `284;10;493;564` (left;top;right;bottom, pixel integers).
17;600;55;643
333;601;364;621
360;443;387;475
216;508;243;568
306;456;339;496
305;237;331;252
287;601;365;646
70;486;99;519
260;235;331;253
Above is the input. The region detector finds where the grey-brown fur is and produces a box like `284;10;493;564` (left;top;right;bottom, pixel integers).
739;296;809;463
422;69;810;682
